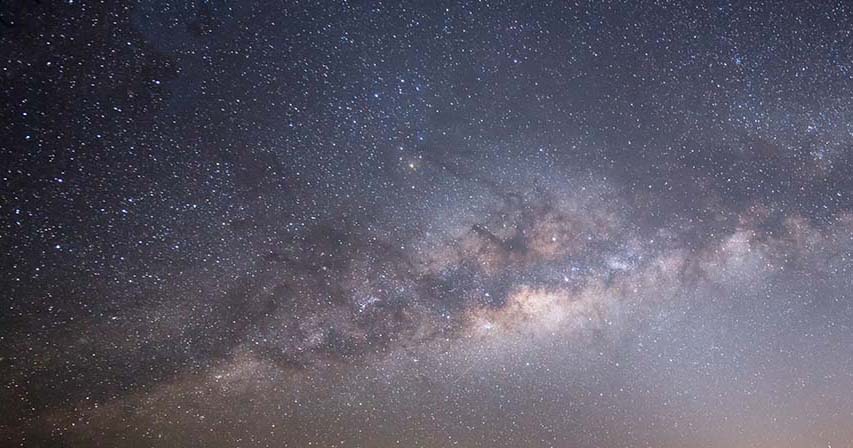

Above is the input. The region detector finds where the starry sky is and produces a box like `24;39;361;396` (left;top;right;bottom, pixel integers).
2;1;853;447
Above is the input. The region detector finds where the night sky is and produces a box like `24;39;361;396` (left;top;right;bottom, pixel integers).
2;1;853;447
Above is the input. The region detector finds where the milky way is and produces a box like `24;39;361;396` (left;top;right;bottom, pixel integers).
2;1;853;447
